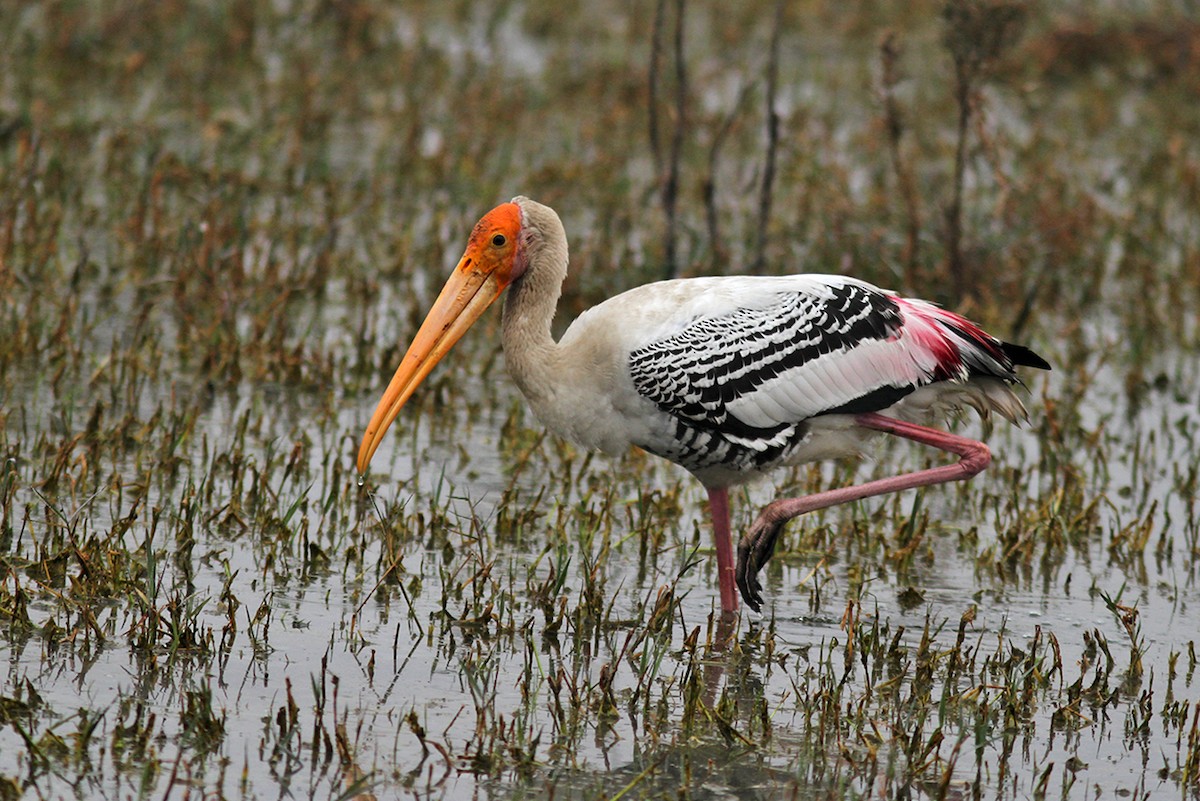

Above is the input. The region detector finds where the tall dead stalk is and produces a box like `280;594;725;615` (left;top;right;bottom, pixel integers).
751;0;785;274
879;32;923;287
941;0;1026;298
649;0;688;279
703;83;751;270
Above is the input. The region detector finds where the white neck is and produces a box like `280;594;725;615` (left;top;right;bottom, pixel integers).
501;197;570;408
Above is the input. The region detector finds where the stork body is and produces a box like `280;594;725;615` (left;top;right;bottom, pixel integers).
359;197;1049;614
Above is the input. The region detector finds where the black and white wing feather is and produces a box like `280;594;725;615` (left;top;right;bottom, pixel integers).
621;275;1034;477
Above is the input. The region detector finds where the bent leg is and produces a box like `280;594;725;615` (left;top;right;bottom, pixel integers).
735;413;991;611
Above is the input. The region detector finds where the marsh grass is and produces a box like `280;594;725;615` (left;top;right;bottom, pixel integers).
2;1;1199;799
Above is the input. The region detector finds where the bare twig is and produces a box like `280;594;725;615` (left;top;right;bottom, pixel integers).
941;0;1026;298
751;0;785;274
664;0;687;278
879;31;923;286
648;0;667;176
945;60;972;297
703;81;752;270
648;0;688;279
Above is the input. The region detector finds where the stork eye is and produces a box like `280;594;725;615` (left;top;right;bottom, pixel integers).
491;234;507;247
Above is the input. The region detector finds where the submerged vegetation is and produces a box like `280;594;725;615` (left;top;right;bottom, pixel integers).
1;0;1199;798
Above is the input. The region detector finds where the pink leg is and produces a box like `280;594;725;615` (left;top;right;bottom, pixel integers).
736;412;992;611
706;486;740;615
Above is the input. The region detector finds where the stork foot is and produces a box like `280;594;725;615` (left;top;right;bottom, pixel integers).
735;514;787;612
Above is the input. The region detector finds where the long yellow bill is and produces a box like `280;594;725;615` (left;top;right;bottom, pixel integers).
357;201;522;475
356;260;507;474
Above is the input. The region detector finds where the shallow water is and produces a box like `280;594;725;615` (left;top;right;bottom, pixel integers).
3;1;1200;799
2;343;1197;800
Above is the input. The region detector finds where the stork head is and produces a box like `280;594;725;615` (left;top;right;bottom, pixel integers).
357;201;527;474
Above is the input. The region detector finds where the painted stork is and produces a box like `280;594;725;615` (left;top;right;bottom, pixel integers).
358;197;1049;614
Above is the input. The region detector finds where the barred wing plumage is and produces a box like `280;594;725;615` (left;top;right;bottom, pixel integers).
625;277;1025;476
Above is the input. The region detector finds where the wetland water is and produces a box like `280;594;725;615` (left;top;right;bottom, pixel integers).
2;2;1199;799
